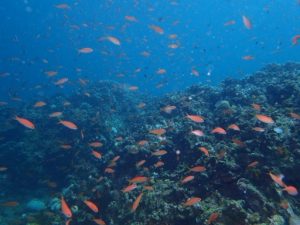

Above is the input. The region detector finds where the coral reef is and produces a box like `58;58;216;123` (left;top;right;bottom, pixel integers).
0;63;300;224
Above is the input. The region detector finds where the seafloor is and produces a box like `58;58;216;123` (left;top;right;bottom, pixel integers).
0;63;300;225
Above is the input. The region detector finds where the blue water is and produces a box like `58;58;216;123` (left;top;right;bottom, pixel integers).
0;0;299;100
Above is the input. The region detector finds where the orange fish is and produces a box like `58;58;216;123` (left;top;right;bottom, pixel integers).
131;192;143;212
292;34;300;45
128;86;139;91
269;172;286;187
191;130;204;137
122;183;137;193
78;47;93;54
106;36;121;46
137;140;148;146
93;218;106;225
242;55;254;60
49;112;63;118
15;116;35;129
45;71;58;76
161;105;176;114
211;127;226;134
256;114;274;124
154;161;164;168
91;150;102;159
183;197;201;206
125;15;138;22
290;112;300;120
34;101;46;107
60;144;72;150
130;176;149;184
224;20;236;26
104;168;114;174
0;201;19;207
83;200;99;213
61;196;72;218
136;160;146;167
252;127;265;132
149;25;164;34
283;186;298;196
149;128;166;135
55;4;70;9
89;142;103;148
251;103;261;111
152;150;167;156
181;175;194;184
143;186;154;191
65;219;71;225
242;15;252;29
157;68;167;74
54;78;69;85
190;166;206;173
186;114;204;123
199;147;209;156
247;161;259;168
228;124;240;131
59;120;78;130
207;212;219;224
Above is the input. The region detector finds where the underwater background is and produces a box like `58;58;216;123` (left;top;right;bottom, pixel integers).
0;1;300;225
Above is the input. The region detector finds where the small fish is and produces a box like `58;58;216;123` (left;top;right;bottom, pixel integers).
269;172;286;187
83;200;99;213
292;35;300;45
290;112;300;120
283;186;298;196
152;150;167;156
106;36;121;46
161;105;176;114
34;101;46;107
59;120;78;130
78;47;93;54
228;124;240;131
131;192;143;212
54;78;69;85
199;147;209;156
252;127;265;132
129;176;148;183
224;20;236;26
49;112;63;118
137;140;148;146
154;161;164;168
122;183;137;193
242;15;252;29
191;130;204;137
252;103;261;111
190;166;206;173
186;114;204;123
247;161;259;168
181;175;194;184
61;196;72;218
125;15;137;22
256;114;274;124
136;160;146;167
93;218;106;225
91;150;102;159
15;116;35;129
128;86;139;91
89;142;103;148
104;168;114;174
0;201;19;207
149;25;164;34
242;55;254;60
207;212;219;224
211;127;226;134
183;197;201;206
149;128;166;135
55;4;70;9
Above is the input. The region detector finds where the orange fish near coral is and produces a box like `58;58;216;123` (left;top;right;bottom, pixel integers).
59;120;78;130
89;142;103;148
190;166;206;173
122;183;137;193
61;196;72;218
15;116;35;129
93;218;106;225
211;127;226;134
256;114;274;124
181;175;194;184
83;200;99;213
199;147;209;156
207;212;219;224
183;197;201;206
186;114;204;123
228;124;240;131
191;130;204;137
149;128;166;135
91;150;102;159
283;186;298;196
131;192;143;212
161;105;176;114
129;176;148;184
269;172;286;187
152;150;167;156
34;101;46;108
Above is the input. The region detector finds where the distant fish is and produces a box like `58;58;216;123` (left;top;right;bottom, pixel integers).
89;141;103;148
242;55;254;60
186;114;204;123
161;105;176;114
183;197;201;206
224;20;236;26
122;183;137;193
152;150;167;156
55;4;70;9
199;147;209;156
78;47;94;54
59;120;78;130
154;161;164;168
49;112;63;118
149;128;166;135
83;200;99;213
93;218;106;225
125;15;138;22
34;101;46;108
61;196;72;218
91;150;102;159
242;15;252;29
15;116;35;129
211;127;226;134
129;176;149;184
0;201;19;207
283;186;298;196
269;172;286;187
131;192;143;212
190;166;206;172
207;212;219;224
181;175;194;184
191;130;204;137
128;86;139;91
100;36;121;46
290;112;300;120
149;25;164;34
256;114;274;124
228;124;240;131
292;35;300;45
54;78;69;86
251;103;261;111
247;161;259;169
252;127;265;132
